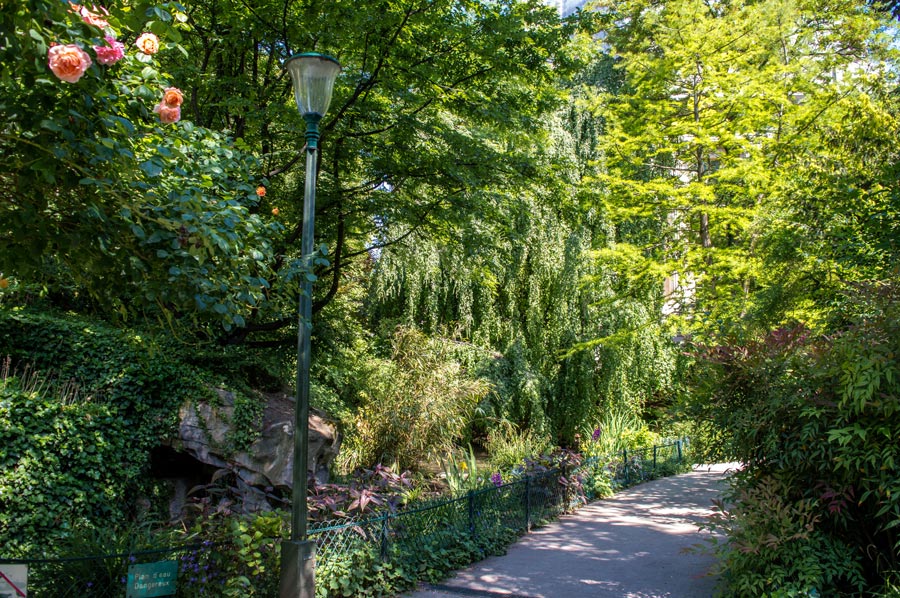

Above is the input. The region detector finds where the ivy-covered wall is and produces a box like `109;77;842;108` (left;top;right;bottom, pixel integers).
0;309;213;554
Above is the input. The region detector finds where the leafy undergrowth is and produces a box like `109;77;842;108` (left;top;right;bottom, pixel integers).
689;283;900;596
0;308;271;556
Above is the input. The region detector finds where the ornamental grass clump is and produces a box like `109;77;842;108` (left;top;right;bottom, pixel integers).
339;327;489;472
485;420;552;472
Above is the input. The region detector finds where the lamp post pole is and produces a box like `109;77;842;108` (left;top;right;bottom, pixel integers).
281;52;341;598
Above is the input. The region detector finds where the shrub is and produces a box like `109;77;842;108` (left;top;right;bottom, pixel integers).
173;511;284;597
0;370;138;554
339;327;489;471
0;309;213;553
22;522;162;596
688;282;900;593
703;475;865;596
308;465;414;521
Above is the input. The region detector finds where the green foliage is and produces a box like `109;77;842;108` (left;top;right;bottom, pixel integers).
618;427;661;452
485;421;553;473
687;282;900;593
440;445;487;496
224;388;265;452
8;415;689;597
0;308;278;555
580;410;646;457
176;512;284;597
23;521;163;596
30;511;286;597
368;188;674;445
703;476;865;596
338;327;490;471
0;1;279;330
588;0;900;334
0;370;144;555
0;309;210;554
579;464;616;501
35;0;593;348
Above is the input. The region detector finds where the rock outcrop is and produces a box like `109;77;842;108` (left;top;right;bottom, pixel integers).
162;389;340;514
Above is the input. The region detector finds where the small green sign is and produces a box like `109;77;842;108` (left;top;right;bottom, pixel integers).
126;560;178;598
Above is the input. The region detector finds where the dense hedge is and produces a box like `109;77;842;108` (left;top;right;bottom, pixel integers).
0;308;212;554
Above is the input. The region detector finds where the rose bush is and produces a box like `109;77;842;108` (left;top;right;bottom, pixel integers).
0;1;282;332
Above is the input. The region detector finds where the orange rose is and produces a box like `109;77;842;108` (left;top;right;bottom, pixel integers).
135;32;160;55
153;102;181;124
271;207;279;216
0;277;8;289
256;186;266;197
48;44;92;83
162;87;183;108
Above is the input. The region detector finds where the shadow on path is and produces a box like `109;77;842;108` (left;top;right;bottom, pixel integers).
405;463;739;598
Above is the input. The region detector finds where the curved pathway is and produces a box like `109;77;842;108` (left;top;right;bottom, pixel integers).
405;463;737;598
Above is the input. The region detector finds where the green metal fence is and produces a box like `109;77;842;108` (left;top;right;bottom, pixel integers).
0;544;215;597
309;438;687;577
0;439;687;597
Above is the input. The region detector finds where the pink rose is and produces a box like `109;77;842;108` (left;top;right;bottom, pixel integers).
153;102;181;124
48;44;92;83
71;4;110;29
135;32;160;55
93;36;125;66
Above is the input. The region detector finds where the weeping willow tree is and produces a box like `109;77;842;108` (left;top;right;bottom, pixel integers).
366;102;680;445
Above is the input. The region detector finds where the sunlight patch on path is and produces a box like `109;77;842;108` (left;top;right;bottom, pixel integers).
407;464;739;598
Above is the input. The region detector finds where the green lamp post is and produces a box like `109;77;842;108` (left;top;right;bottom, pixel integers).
280;52;341;598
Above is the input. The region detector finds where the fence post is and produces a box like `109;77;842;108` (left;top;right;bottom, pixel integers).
468;490;476;539
677;439;683;463
623;449;629;486
380;515;390;559
524;476;532;532
653;445;658;472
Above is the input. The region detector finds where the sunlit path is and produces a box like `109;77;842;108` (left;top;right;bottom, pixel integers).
405;464;738;598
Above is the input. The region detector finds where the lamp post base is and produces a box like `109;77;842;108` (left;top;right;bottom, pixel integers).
280;540;316;598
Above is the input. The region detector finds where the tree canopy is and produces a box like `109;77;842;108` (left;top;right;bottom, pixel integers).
589;0;900;334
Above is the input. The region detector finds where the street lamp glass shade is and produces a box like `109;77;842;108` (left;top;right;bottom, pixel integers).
285;53;342;117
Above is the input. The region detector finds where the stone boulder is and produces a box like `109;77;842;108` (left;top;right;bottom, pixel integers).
164;389;340;513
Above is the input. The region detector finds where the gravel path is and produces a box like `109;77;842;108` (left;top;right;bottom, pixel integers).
404;463;737;598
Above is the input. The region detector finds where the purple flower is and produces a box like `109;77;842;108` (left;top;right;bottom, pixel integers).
129;555;137;563
592;428;601;442
491;472;502;487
